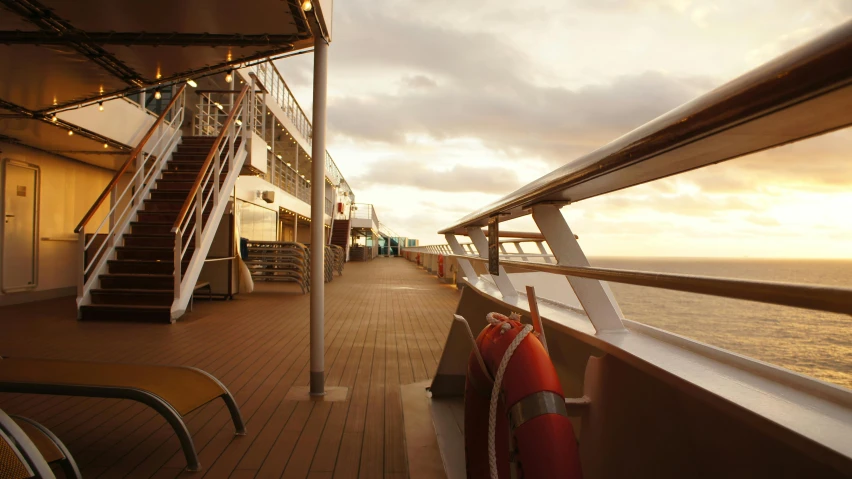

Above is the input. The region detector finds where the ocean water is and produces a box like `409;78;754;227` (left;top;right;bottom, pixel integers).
588;258;852;390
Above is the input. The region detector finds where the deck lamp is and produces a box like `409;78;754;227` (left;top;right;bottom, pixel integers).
302;0;312;11
225;71;233;83
98;102;104;111
154;89;162;100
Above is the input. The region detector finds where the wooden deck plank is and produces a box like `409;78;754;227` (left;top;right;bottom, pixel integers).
0;258;459;479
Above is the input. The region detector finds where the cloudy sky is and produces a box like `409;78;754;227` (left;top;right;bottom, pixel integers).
277;0;852;258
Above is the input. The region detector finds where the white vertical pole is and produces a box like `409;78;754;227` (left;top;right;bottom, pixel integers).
309;35;329;396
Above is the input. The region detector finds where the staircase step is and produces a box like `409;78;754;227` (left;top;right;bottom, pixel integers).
99;273;174;289
124;234;179;248
130;222;201;236
90;288;174;306
115;246;193;261
157;173;229;184
108;259;189;275
79;304;173;323
143;199;188;212
136;210;210;224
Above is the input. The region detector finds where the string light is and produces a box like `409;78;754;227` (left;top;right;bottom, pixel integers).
67;130;74;136
98;102;104;111
51;115;58;123
302;0;312;11
186;79;198;88
154;89;162;100
103;143;109;149
225;71;233;83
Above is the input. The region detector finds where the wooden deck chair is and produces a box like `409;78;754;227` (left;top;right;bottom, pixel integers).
0;357;246;471
0;408;58;479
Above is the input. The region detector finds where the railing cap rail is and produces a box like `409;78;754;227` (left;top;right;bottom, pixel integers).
439;20;852;234
172;85;250;232
75;84;187;233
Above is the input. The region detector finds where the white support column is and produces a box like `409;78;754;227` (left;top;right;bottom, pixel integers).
466;227;517;299
445;234;477;281
532;204;624;332
309;35;329;396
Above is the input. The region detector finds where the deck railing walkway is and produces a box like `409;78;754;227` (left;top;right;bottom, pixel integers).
0;258;458;479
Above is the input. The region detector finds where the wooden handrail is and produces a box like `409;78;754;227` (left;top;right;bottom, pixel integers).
450;253;852;315
172;85;250;232
74;84;187;233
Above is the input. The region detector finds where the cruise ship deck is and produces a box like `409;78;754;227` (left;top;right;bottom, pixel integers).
0;258;455;479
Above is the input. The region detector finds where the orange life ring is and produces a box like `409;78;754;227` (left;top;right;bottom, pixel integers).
465;313;582;479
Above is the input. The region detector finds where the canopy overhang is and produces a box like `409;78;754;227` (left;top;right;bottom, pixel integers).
0;0;329;162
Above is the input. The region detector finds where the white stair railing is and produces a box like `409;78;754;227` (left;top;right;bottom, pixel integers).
170;84;252;319
74;85;187;314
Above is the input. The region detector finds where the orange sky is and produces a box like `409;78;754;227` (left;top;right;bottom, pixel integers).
276;1;852;257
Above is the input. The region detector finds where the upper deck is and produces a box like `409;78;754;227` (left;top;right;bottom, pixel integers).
0;258;456;478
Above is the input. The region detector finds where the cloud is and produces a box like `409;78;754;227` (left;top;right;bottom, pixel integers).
331;70;712;166
352;158;523;193
401;75;437;90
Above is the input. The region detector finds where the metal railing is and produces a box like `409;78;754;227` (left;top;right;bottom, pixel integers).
172;84;250;303
247;62;353;202
350;203;378;221
75;85;187;305
423;21;852;331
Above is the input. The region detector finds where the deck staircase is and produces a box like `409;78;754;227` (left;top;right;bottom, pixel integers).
76;85;253;323
329;219;351;261
81;137;224;322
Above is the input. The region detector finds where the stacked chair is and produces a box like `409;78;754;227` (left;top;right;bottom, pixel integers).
329;245;345;276
244;241;310;293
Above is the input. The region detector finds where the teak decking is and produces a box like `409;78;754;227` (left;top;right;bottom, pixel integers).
0;258;458;478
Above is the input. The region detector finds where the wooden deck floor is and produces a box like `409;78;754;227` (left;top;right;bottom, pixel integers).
0;258;458;478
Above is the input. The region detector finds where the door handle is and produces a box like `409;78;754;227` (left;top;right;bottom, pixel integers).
4;214;14;218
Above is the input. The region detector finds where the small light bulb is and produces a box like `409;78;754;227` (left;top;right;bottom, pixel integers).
186;79;197;88
225;71;233;83
51;116;58;123
302;0;312;11
68;130;74;136
103;143;109;149
98;102;104;111
154;89;162;100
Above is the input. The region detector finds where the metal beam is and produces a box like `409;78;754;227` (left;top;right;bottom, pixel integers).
0;31;308;47
0;0;145;86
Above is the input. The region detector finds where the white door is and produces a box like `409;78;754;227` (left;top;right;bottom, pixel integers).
2;160;39;292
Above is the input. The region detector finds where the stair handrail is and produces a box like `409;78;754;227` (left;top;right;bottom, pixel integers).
75;85;187;304
75;84;187;234
171;84;250;301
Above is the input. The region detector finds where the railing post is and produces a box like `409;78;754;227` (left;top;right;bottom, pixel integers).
174;230;182;301
77;230;86;302
108;188;117;247
445;234;478;281
194;197;203;247
467;226;517;299
514;241;530;262
532;204;624;332
536;240;554;264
